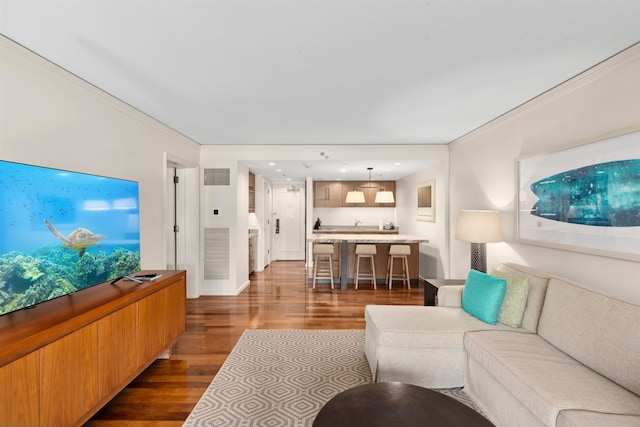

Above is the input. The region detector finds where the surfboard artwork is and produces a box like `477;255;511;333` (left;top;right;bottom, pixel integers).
529;159;640;227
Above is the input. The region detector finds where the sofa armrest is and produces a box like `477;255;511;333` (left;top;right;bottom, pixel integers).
437;285;465;307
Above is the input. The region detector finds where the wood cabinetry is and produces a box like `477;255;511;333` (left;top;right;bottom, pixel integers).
341;181;396;207
0;352;39;426
0;271;186;427
249;172;256;213
248;234;257;273
314;181;343;207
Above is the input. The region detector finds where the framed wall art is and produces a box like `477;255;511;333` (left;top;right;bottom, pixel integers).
416;180;435;222
516;128;640;262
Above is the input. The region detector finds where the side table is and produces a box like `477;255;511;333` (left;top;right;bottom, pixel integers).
421;278;465;306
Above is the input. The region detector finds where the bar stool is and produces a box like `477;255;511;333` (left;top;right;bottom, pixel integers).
386;245;411;289
312;244;335;289
355;244;377;290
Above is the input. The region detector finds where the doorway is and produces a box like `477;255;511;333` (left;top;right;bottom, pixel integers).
271;183;306;261
165;166;179;269
164;161;199;298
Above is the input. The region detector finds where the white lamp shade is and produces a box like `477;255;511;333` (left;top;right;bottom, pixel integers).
374;191;395;204
345;191;365;203
455;210;503;243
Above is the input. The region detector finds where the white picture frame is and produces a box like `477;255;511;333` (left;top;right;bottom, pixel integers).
515;128;640;262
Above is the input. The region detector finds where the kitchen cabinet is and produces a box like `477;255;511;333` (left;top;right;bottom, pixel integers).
314;181;396;207
341;181;396;207
314;181;343;207
249;172;256;213
249;234;257;273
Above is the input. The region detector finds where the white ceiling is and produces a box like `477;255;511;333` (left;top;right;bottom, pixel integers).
243;157;440;182
1;0;639;181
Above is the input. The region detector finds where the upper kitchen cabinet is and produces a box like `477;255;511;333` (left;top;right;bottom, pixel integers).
338;181;396;208
314;181;343;207
249;172;256;213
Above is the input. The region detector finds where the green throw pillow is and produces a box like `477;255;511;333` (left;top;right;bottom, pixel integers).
490;270;530;328
462;270;507;325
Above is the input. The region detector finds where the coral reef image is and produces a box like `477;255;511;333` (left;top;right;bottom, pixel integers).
530;159;640;227
0;247;140;315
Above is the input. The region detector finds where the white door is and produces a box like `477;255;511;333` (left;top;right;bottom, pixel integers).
272;183;305;261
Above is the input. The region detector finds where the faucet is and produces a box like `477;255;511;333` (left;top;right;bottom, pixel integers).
355;219;362;227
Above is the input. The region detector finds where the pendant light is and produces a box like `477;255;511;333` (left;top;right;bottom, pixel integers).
345;167;370;203
375;190;395;204
345;189;366;203
345;167;395;204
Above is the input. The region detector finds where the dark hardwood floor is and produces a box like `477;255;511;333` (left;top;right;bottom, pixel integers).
85;261;423;426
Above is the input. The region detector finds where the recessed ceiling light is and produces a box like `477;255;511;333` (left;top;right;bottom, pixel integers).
269;162;276;166
276;169;282;172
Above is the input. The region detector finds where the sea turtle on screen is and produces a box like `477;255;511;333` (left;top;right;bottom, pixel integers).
44;219;107;257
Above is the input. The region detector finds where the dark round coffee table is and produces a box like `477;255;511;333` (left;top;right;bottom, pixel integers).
313;382;493;427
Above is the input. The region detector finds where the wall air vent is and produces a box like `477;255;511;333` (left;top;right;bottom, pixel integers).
204;228;229;280
204;168;230;185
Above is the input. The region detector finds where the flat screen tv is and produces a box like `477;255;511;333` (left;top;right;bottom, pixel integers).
0;160;141;316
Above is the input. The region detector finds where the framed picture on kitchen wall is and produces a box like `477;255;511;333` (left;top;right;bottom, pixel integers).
416;180;435;222
515;128;640;262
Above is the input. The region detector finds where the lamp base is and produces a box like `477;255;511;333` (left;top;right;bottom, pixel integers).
470;242;487;273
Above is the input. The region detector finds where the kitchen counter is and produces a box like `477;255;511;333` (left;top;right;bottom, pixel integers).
313;226;399;234
309;234;428;290
310;234;426;244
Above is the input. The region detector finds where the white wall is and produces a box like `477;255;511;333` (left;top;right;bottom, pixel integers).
396;147;449;279
449;44;640;303
313;207;396;229
199;148;250;295
0;37;201;294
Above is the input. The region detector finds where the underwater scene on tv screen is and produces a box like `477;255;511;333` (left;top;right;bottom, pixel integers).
0;160;141;316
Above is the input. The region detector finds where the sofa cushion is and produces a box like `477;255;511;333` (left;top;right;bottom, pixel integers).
462;270;506;325
537;277;640;396
365;305;515;349
557;411;640;427
496;263;552;333
490;269;529;327
464;330;640;427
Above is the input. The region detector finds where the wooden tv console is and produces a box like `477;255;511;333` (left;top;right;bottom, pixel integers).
0;270;186;427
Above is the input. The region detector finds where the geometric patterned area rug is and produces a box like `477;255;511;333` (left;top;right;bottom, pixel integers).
183;329;480;427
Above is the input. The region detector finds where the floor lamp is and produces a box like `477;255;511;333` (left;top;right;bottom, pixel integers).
455;210;503;273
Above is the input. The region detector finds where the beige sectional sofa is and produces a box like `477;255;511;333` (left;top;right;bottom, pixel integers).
364;263;640;427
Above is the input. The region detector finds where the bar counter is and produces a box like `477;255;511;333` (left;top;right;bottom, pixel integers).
309;234;428;290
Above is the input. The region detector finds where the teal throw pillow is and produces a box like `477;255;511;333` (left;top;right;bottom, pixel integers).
462;270;507;325
490;270;530;328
